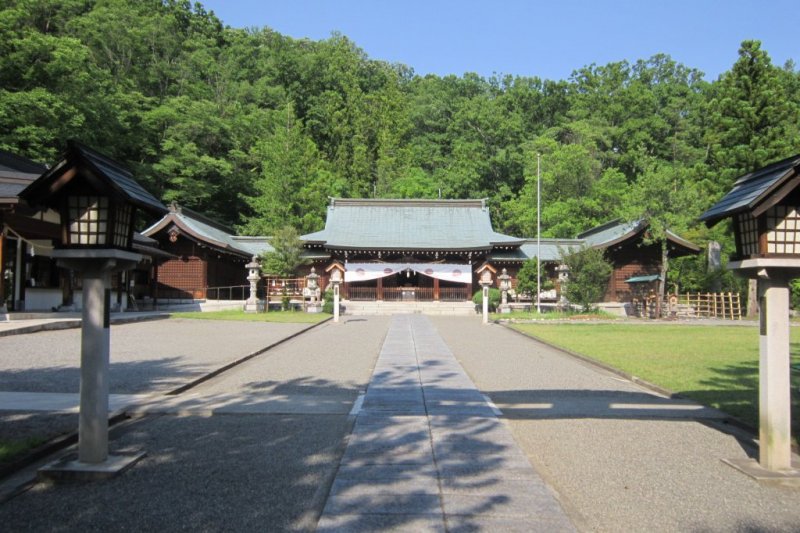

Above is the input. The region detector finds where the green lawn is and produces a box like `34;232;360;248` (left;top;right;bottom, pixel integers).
171;309;330;324
511;323;800;435
491;309;618;321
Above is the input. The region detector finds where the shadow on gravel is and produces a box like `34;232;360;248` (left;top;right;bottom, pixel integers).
679;357;800;448
0;357;209;395
0;412;352;532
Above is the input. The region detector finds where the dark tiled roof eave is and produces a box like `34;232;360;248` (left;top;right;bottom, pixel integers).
700;155;800;225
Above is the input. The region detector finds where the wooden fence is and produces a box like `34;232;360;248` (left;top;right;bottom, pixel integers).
671;292;742;320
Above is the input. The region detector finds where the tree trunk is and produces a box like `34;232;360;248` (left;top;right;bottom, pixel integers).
658;241;668;318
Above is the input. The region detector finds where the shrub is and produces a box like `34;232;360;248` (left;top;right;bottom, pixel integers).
322;289;334;314
473;288;501;311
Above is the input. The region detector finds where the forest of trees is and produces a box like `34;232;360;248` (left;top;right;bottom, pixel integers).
2;1;799;292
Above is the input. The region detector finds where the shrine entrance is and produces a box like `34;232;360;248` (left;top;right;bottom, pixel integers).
344;262;473;302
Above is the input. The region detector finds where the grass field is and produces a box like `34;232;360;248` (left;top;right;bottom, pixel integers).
490;309;617;320
511;322;800;435
171;309;330;324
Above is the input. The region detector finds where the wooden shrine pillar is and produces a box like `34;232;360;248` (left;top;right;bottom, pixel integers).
0;232;5;309
377;277;383;300
433;278;440;301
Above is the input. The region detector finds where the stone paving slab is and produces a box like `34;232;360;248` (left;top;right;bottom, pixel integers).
0;391;151;413
318;315;575;531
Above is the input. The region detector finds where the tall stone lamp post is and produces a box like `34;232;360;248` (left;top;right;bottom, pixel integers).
498;268;511;314
699;154;800;485
20;141;167;480
330;268;342;323
244;256;261;313
478;268;493;324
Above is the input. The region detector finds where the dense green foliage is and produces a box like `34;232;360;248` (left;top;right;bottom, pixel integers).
2;1;799;292
258;226;308;276
560;246;613;311
515;257;552;298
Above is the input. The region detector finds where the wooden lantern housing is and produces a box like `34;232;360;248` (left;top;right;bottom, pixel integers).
700;155;800;260
19;141;167;251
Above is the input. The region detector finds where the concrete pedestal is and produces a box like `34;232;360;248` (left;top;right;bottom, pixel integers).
481;286;489;324
39;249;142;480
724;259;800;483
39;452;147;482
333;286;340;323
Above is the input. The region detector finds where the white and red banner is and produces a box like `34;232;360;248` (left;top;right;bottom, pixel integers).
344;262;471;284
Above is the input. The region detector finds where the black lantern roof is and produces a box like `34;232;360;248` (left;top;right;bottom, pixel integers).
20;141;167;216
699;154;800;226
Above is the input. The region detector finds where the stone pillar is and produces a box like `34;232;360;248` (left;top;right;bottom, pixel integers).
482;285;489;324
79;268;111;464
757;276;792;471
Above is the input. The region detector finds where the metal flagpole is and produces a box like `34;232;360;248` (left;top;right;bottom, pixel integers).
536;153;541;313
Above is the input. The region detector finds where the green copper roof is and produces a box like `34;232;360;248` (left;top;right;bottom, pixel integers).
625;274;661;283
489;239;584;262
302;198;523;251
143;205;273;257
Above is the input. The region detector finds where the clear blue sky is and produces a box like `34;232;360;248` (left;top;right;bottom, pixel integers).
200;0;797;81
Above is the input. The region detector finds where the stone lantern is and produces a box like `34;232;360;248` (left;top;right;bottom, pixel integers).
497;268;512;314
244;256;261;313
20;141;167;479
476;264;495;324
556;263;570;311
699;154;800;484
306;266;321;313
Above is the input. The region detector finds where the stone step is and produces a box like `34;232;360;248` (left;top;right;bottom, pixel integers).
343;301;477;316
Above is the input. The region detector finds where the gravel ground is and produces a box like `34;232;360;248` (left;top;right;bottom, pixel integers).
0;316;390;531
0;412;76;446
192;316;389;404
0;414;351;532
0;318;312;394
431;316;800;532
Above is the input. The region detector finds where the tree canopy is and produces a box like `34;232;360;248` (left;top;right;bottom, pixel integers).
2;1;799;293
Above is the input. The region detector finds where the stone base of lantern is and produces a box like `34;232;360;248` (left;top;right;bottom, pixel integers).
722;457;800;488
39;451;146;482
498;304;511;314
306;303;322;313
244;298;260;313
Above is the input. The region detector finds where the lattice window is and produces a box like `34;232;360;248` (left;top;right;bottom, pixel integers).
736;213;759;256
112;204;132;248
68;196;109;245
766;205;800;254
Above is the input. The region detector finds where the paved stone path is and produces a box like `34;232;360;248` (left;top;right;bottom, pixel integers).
317;315;574;532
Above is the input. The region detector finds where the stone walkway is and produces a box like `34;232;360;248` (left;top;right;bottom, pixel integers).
318;315;574;532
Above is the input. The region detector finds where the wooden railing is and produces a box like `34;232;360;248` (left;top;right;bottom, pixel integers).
439;286;471;301
348;286;377;300
673;292;742;320
381;287;434;301
264;277;306;297
347;285;471;302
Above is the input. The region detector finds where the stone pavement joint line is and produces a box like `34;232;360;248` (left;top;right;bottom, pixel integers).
317;315;575;532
